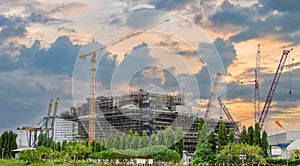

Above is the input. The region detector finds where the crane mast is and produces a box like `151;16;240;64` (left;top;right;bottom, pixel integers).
254;44;261;124
218;96;241;136
88;39;97;143
78;19;170;143
258;48;293;129
45;99;53;129
204;72;221;118
51;98;59;139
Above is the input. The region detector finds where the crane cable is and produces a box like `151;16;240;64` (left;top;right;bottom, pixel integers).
288;55;294;95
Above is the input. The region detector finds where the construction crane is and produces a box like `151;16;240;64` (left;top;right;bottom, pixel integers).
217;81;248;136
51;98;59;139
78;19;170;143
258;48;293;129
254;44;261;124
218;96;241;136
204;72;222;118
45;99;53;136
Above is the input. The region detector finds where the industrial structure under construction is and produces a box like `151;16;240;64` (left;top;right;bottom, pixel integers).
59;89;239;153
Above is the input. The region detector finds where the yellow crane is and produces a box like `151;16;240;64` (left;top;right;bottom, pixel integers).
79;19;170;143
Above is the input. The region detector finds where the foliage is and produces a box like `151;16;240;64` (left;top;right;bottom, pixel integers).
228;128;234;143
157;130;165;146
119;133;126;150
148;131;156;146
290;149;300;160
0;130;18;158
218;123;228;151
247;126;254;145
193;138;216;164
138;131;148;149
253;123;261;146
172;127;184;158
164;126;175;148
216;143;266;165
261;131;269;158
194;119;215;164
65;142;91;165
18;149;40;164
37;133;54;148
198;118;208;141
197;118;206;140
240;126;247;144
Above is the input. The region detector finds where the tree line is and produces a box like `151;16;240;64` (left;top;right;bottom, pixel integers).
0;130;17;158
193;118;269;165
19;127;184;165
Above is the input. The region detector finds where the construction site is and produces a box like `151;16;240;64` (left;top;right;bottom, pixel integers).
16;31;294;155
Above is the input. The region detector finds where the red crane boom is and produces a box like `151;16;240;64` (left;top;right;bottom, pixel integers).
204;72;221;118
218;96;241;136
258;48;293;129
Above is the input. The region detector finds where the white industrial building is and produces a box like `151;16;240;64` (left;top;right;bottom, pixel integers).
268;130;300;159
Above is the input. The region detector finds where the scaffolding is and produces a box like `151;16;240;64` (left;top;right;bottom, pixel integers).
60;89;239;153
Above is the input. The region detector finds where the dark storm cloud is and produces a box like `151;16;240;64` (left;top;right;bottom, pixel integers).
260;0;300;12
177;50;198;56
50;2;87;14
28;12;69;25
57;27;76;33
149;0;188;10
209;0;250;27
0;15;27;44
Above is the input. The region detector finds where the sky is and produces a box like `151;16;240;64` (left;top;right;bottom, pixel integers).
1;0;300;144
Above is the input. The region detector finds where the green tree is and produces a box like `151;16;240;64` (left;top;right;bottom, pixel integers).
193;138;216;164
19;149;40;164
149;131;156;146
207;131;216;154
37;146;52;162
218;123;228;151
130;131;139;149
165;126;175;148
56;141;61;152
173;127;184;158
290;149;300;160
66;142;91;166
107;134;114;149
229;128;235;143
91;140;96;153
62;140;67;151
120;133;126;150
253;123;261;146
261;131;269;158
198;118;208;141
240;126;247;144
139;130;148;149
247;126;254;145
0;131;17;158
157;130;165;146
217;143;266;165
126;130;134;149
113;133;120;149
37;133;43;147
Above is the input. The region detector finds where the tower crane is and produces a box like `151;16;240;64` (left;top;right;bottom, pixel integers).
217;81;248;136
78;19;170;143
258;48;293;129
254;44;261;124
204;72;222;118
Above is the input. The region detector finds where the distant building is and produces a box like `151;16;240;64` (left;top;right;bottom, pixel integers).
268;130;300;159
